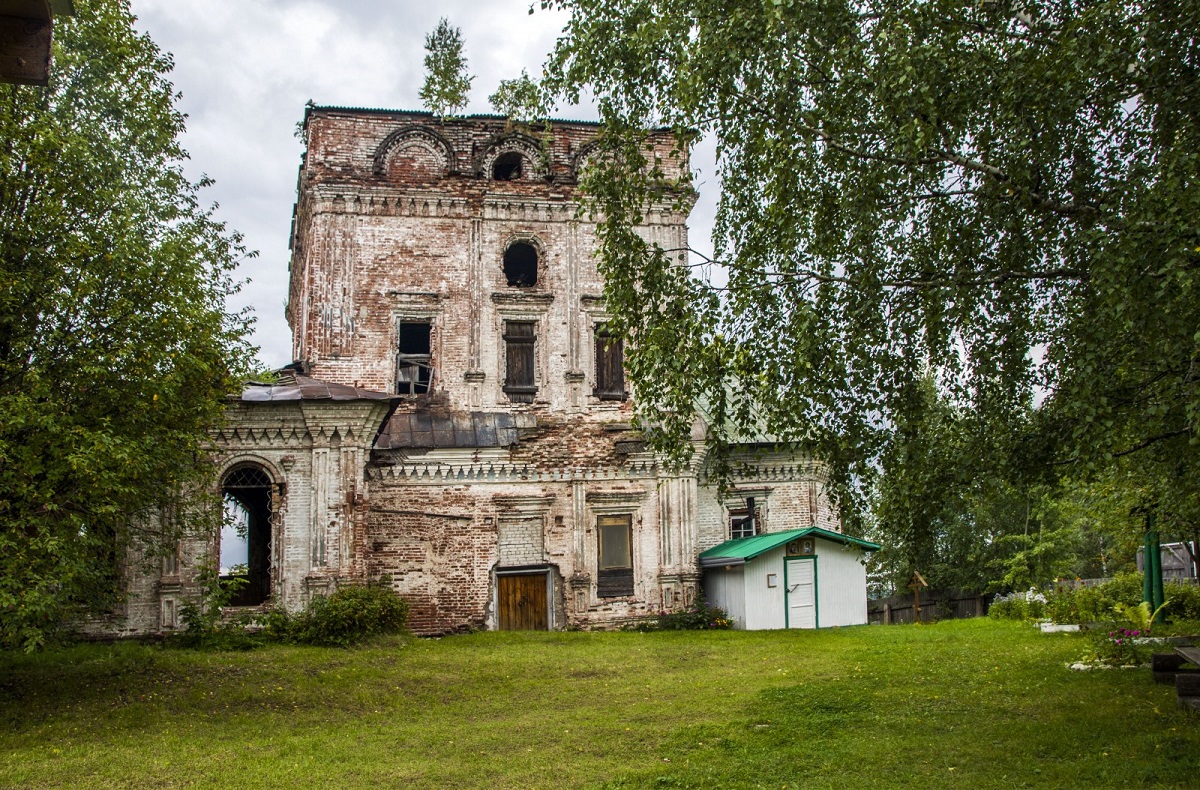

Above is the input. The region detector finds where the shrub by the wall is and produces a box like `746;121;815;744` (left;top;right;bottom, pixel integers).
266;585;409;647
627;600;733;631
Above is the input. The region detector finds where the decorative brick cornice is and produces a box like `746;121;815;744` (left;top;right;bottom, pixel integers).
368;458;662;484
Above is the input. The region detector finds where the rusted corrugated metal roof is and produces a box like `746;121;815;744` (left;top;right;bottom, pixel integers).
239;374;394;403
375;410;521;450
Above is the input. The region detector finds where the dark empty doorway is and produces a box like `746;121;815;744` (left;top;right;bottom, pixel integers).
221;465;273;606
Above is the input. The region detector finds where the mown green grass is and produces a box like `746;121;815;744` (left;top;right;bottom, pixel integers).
1;619;1197;788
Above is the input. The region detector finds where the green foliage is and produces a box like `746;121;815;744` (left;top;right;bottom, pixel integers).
0;0;254;651
1101;572;1149;609
988;591;1046;622
1087;626;1154;667
1114;600;1169;633
489;69;551;123
542;0;1200;541
1037;575;1142;625
1044;584;1111;625
420;18;473;118
1162;582;1200;623
868;375;1133;594
172;562;257;651
627;599;733;631
1008;573;1199;627
264;584;409;647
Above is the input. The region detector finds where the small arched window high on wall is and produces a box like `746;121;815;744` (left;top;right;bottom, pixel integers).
221;465;274;606
492;151;524;181
503;242;538;287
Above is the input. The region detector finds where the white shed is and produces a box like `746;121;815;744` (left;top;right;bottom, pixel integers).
700;528;880;630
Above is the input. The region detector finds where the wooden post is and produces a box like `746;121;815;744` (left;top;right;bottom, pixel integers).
909;572;928;624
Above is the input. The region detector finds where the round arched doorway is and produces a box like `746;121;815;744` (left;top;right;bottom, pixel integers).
220;465;274;606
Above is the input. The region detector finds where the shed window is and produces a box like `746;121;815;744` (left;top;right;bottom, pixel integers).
597;514;634;597
396;321;432;394
492;151;524;181
594;324;626;400
503;242;538;287
503;320;536;403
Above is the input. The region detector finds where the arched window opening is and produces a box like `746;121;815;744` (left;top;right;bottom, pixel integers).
492;151;524;181
221;465;273;606
503;242;539;287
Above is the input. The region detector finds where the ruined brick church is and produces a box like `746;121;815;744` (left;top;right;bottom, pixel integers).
112;106;844;636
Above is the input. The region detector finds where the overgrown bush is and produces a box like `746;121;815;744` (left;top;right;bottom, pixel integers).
174;563;259;650
1041;584;1106;624
988;590;1046;621
1020;573;1149;625
998;573;1200;629
1100;572;1146;608
264;584;409;647
1163;582;1200;623
627;599;733;631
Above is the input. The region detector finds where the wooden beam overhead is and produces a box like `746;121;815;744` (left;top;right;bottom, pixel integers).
0;0;71;87
0;13;51;86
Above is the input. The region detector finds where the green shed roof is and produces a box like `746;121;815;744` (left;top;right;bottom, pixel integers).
698;527;880;568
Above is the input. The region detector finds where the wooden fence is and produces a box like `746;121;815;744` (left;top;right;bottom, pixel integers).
868;589;988;625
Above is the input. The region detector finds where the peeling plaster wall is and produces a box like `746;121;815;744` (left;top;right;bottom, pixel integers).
101;112;845;638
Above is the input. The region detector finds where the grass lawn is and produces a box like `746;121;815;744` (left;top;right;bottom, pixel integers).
1;618;1197;788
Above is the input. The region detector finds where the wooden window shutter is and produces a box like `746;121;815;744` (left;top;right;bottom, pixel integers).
504;321;537;403
594;325;626;400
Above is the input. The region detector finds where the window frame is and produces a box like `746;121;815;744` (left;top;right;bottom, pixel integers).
503;319;538;402
395;319;433;395
727;492;770;541
596;513;634;598
593;323;627;401
729;508;757;540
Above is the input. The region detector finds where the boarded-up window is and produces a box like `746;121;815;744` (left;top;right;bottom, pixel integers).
597;514;634;597
594;324;626;400
396;321;432;394
504;320;536;403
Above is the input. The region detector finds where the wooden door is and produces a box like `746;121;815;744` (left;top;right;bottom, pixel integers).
498;573;548;631
787;558;817;629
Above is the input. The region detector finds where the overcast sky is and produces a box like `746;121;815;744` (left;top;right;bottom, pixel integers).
128;0;717;369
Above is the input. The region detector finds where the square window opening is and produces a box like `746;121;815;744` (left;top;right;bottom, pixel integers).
730;508;757;540
397;321;432;395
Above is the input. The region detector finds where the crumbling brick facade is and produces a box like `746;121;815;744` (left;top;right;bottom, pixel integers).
103;108;842;637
